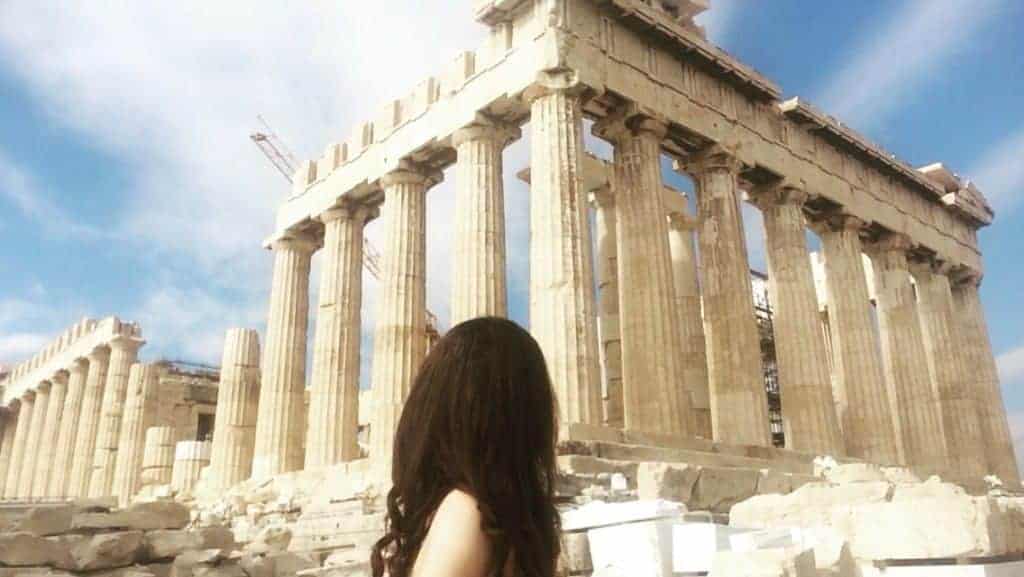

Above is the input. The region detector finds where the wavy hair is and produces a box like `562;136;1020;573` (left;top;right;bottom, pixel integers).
370;317;561;577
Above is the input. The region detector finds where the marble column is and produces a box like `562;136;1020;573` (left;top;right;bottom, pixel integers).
141;426;176;488
253;232;317;479
21;382;50;497
953;274;1020;484
171;440;211;495
370;165;437;464
307;205;371;469
34;371;68;497
667;210;712;439
451;121;518;323
595;114;688;435
89;336;144;498
0;406;19;496
817;216;900;464
5;393;33;498
912;261;987;479
869;233;947;474
68;347;110;497
210;329;261;489
689;146;770;446
592;188;624;428
112;363;160;505
753;185;843;455
49;359;89;497
524;80;602;428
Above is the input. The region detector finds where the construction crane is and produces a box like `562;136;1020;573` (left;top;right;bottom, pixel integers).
250;117;441;337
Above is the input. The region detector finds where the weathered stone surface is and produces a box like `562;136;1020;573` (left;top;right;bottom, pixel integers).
245;525;292;555
16;506;74;536
52;531;145;572
637;462;700;503
126;501;191;531
729;481;893;530
266;552;317;576
822;463;887;485
709;547;817;577
690;467;760;513
145;529;235;560
0;532;68;566
560;532;592;574
756;470;793;495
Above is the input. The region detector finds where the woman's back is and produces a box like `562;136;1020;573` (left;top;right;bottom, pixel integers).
411;489;515;577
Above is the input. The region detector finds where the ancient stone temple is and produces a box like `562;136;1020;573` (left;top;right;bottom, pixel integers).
2;2;1023;576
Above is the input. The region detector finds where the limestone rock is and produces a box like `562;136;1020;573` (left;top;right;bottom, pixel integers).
880;467;921;484
53;531;145;572
267;552;317;576
145;528;236;560
0;532;69;566
246;525;292;555
690;467;759;513
729;481;893;530
822;463;886;484
16;506;74;536
709;547;817;577
756;469;793;495
126;501;191;531
560;532;592;574
637;463;700;504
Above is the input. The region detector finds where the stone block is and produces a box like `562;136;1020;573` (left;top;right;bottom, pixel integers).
690;466;760;513
145;528;236;560
729;481;893;530
637;462;700;503
246;525;292;555
560;531;592;573
125;501;191;531
823;463;888;485
757;469;794;495
672;522;754;574
588;519;675;577
0;532;69;567
16;506;74;536
729;526;855;576
267;552;317;576
52;531;145;572
562;499;684;532
709;547;817;577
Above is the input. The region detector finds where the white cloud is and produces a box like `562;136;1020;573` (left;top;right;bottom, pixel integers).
0;296;91;365
695;0;740;44
998;345;1024;387
965;127;1024;215
813;0;1006;131
0;151;101;239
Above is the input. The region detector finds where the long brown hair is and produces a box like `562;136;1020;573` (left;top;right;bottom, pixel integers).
370;317;561;577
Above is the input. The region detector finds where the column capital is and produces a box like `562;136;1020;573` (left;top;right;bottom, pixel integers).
37;381;51;394
452;117;522;148
592;109;669;143
684;144;744;175
109;335;145;355
811;212;869;236
318;201;380;226
951;266;984;289
521;71;590;105
7;398;20;411
20;390;35;403
68;358;89;376
380;160;443;190
749;182;809;210
51;370;68;385
87;346;111;364
908;256;955;279
271;230;320;255
867;231;914;256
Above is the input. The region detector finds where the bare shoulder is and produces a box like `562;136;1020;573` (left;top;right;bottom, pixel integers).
412;489;490;577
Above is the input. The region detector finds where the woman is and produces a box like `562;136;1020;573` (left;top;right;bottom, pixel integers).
370;317;562;577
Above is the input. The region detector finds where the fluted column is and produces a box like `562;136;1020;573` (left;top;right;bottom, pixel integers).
752;185;843;455
667;210;712;439
141;426;176;488
307;205;372;469
816;216;900;464
5;393;34;498
592;188;624;428
68;347;110;497
594;114;689;435
210;329;261;489
953;274;1020;484
89;335;144;498
21;382;50;497
911;261;986;479
451;121;518;323
689;146;770;446
0;405;19;496
49;359;88;497
370;165;438;465
112;363;160;505
524;80;602;428
253;232;317;479
34;372;68;497
869;233;947;474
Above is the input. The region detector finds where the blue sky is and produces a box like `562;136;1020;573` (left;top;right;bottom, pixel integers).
1;1;1023;458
